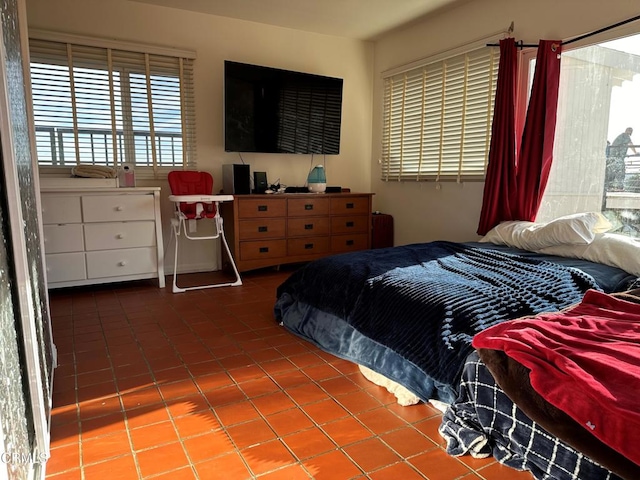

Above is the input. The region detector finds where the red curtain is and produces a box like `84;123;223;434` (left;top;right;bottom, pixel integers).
477;38;518;236
477;39;562;235
513;40;562;220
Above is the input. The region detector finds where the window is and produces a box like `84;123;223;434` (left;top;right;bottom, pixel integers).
536;33;640;237
380;47;499;182
29;34;196;173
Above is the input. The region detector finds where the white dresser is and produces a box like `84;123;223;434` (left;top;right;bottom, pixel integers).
40;187;165;289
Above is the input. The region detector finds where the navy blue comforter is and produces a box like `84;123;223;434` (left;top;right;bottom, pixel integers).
274;241;636;403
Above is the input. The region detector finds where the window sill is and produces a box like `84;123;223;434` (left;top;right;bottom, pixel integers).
37;165;184;181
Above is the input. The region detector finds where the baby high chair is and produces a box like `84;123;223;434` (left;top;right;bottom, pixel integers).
168;170;242;293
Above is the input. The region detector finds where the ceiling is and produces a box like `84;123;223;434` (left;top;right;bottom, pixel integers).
130;0;465;40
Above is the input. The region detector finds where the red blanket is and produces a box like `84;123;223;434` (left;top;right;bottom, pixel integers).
473;289;640;466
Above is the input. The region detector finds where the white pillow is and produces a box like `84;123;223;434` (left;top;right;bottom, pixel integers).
480;212;611;251
538;233;640;277
536;211;611;244
479;220;539;250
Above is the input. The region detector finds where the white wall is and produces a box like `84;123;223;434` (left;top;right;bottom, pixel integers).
25;0;374;273
372;0;640;245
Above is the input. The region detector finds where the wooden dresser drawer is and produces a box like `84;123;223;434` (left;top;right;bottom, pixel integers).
45;253;86;283
84;221;156;251
288;236;330;256
238;198;286;218
287;197;330;216
82;194;155;222
330;196;370;215
41;195;82;224
238;218;286;240
288;217;330;237
331;215;369;234
239;239;287;261
221;192;373;272
331;233;370;253
43;224;84;253
86;247;157;278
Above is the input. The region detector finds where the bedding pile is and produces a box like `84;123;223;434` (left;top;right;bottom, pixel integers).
275;241;603;402
473;289;640;467
439;352;626;480
440;289;640;480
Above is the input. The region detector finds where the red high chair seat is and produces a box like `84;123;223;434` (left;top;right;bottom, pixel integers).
167;170;241;293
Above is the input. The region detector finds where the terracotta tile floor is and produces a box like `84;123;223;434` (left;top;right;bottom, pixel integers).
45;268;535;480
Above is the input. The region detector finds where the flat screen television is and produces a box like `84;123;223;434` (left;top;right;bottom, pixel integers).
224;61;343;154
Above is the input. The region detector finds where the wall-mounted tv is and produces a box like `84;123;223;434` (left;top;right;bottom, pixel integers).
224;61;343;155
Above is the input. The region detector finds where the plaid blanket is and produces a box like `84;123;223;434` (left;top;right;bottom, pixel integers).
439;352;620;480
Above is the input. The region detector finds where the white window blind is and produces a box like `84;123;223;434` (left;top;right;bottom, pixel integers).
29;37;196;173
381;47;499;182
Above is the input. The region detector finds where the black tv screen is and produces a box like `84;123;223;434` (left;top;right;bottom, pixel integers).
224;61;343;154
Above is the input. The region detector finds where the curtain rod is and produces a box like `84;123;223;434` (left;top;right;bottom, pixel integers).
486;13;640;48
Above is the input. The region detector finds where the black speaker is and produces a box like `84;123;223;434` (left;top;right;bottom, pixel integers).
253;171;268;194
222;164;251;194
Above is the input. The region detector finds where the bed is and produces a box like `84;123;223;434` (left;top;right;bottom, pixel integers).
273;212;640;479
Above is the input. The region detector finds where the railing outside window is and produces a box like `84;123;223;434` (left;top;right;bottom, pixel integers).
35;126;183;167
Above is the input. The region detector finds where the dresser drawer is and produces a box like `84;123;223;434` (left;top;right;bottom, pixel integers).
45;253;86;283
238;218;286;240
238;198;286;218
288;236;330;256
84;221;156;251
331;233;369;253
220;192;373;273
41;195;82;224
288;217;330;237
43;224;84;253
86;247;157;279
82;194;155;222
331;215;369;234
287;197;330;216
330;196;370;215
239;239;287;261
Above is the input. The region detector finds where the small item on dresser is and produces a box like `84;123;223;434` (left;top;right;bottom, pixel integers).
71;164;117;178
117;163;136;187
307;165;327;193
284;186;310;193
253;171;268;194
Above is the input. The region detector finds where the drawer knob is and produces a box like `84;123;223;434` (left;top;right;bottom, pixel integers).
346;240;354;246
116;206;123;211
304;204;313;210
304;243;314;250
259;247;269;253
117;233;124;239
258;205;268;212
304;224;313;230
346;221;354;227
118;261;127;267
346;203;354;209
258;226;268;233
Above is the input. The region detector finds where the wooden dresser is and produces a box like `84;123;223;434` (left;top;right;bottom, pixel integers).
40;187;165;289
221;192;373;272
